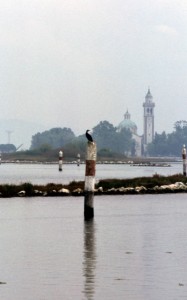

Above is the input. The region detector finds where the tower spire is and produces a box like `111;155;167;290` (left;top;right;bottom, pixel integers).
145;87;153;102
143;89;155;155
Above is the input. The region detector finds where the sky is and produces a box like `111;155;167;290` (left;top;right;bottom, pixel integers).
0;0;187;148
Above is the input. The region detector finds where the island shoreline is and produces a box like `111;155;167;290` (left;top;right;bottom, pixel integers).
0;173;187;197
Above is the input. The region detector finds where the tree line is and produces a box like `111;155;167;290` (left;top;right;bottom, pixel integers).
30;120;187;156
30;121;133;157
147;121;187;156
10;119;187;157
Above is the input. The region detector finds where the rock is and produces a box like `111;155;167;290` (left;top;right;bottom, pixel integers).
34;190;43;195
72;188;83;194
153;185;160;191
107;188;117;193
135;186;147;193
95;186;103;193
58;188;70;194
123;187;135;193
152;182;187;193
175;182;187;190
18;190;26;197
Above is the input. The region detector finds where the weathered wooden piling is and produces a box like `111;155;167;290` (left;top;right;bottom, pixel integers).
84;141;97;220
182;144;186;176
59;150;63;171
77;153;80;166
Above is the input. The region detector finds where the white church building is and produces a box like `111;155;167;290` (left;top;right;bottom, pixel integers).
117;88;155;157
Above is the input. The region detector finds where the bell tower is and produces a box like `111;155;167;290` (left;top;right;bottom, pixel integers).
143;88;155;153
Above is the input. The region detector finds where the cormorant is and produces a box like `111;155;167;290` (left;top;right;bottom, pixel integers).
86;130;93;142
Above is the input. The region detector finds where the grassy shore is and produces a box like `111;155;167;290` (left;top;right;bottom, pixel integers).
97;173;186;190
0;173;186;197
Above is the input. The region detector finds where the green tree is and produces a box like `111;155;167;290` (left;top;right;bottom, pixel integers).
116;128;133;155
168;121;187;155
0;144;16;153
62;136;87;158
39;143;52;153
147;132;168;156
30;127;75;150
92;121;117;152
148;120;187;156
92;120;133;155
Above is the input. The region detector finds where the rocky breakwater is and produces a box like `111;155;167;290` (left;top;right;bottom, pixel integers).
15;181;187;197
1;175;187;197
99;182;187;195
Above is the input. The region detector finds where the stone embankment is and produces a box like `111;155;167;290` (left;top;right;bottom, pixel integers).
10;181;187;197
98;182;187;195
1;174;187;197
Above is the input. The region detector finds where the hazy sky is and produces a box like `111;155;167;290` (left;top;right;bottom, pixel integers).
0;0;187;142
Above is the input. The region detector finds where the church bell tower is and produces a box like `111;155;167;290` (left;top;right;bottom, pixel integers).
143;88;155;152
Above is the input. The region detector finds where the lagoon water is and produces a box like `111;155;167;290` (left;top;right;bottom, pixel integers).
0;163;187;299
0;161;182;185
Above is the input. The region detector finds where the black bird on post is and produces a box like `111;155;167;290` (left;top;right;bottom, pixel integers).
86;130;93;142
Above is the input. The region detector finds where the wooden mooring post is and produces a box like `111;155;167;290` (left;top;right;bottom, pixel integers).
84;141;97;220
59;150;63;171
77;153;80;166
182;144;186;176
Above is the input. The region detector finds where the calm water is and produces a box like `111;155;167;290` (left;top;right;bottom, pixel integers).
0;163;186;299
0;194;187;300
0;162;182;184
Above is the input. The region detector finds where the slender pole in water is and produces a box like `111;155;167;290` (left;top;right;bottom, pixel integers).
59;150;63;171
84;141;97;220
182;145;186;176
77;153;80;166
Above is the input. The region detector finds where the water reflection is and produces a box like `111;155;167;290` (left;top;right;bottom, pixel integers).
82;220;97;300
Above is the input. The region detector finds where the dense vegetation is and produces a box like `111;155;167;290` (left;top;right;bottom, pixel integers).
0;144;16;153
97;173;186;190
0;174;186;197
92;121;133;154
148;121;187;156
30;127;75;150
30;121;133;157
29;119;187;158
3;119;187;158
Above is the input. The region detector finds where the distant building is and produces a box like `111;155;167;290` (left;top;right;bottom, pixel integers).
117;110;142;156
117;88;155;157
143;88;155;155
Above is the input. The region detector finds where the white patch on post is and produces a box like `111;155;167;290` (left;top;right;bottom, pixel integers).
86;143;97;161
84;176;95;191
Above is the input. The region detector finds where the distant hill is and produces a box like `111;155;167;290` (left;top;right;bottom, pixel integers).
0;119;48;150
